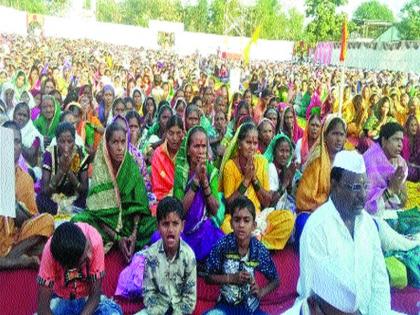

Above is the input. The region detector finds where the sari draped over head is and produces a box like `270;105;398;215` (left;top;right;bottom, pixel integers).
10;69;29;101
257;118;276;153
0;82;16;117
281;106;304;144
151;141;176;201
112;115;152;194
296;114;346;212
363;97;396;139
131;87;145;113
98;84;115;125
140;103;172;152
264;133;294;166
363;142;408;214
402;115;420;182
33;96;62;138
299;117;318;167
219;124;295;250
67;102;95;147
72;138;156;253
171;126;224;260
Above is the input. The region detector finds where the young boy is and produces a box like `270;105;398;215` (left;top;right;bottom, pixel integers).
205;196;280;315
137;196;197;315
37;222;122;315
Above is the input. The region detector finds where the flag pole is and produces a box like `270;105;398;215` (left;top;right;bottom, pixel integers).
338;17;348;117
338;61;345;117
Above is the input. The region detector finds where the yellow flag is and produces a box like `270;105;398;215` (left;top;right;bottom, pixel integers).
251;25;261;43
244;26;261;65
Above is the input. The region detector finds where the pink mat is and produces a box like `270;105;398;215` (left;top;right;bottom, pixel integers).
0;246;418;315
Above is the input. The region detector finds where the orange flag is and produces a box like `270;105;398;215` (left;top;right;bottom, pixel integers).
339;18;348;62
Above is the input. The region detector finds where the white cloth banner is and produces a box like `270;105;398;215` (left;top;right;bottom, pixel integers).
0;126;15;218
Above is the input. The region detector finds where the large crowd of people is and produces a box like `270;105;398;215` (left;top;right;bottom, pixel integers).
0;32;419;314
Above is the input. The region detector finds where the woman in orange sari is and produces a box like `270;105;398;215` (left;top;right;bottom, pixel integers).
295;114;346;244
151;115;184;202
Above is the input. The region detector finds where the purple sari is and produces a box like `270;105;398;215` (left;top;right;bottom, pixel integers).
181;176;224;261
151;175;224;261
363;142;408;214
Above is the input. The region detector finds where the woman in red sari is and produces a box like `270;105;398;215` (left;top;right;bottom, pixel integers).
151;115;184;202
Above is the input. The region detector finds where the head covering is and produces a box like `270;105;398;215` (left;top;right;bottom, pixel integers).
304;113;347;171
280;105;303;143
10;69;29;100
218;122;255;190
264;133;294;166
33;95;62;138
333;150;366;174
145;103;172;138
173;126;212;201
131;87;145;109
0;82;16;116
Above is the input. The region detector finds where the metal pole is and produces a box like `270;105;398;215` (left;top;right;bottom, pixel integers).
338;61;345;117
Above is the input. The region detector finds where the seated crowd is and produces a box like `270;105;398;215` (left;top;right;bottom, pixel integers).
0;34;419;314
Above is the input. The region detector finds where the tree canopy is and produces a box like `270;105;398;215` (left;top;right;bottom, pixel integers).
397;0;420;40
353;0;394;22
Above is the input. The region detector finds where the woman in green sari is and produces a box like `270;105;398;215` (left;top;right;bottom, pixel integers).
10;69;30;102
364;96;396;140
167;126;223;261
72;122;156;263
34;95;62;149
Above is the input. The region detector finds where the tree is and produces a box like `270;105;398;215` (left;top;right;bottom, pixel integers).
285;8;305;40
183;0;209;33
0;0;69;15
398;0;420;40
304;0;347;44
353;0;394;22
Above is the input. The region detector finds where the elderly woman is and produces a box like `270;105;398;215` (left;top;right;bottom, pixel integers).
257;118;275;154
219;123;294;250
154;126;224;261
34;95;62;149
13;102;43;166
72;122;156;262
36;122;89;215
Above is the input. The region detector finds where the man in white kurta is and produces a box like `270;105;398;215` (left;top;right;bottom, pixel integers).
289;150;392;314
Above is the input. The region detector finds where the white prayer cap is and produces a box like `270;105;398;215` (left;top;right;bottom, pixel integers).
312;263;358;312
332;150;366;174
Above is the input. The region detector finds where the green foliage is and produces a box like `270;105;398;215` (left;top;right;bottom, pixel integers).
0;0;306;41
397;0;420;40
304;0;347;44
0;0;69;15
353;0;394;22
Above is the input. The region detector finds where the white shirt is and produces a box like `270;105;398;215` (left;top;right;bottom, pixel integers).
294;198;391;315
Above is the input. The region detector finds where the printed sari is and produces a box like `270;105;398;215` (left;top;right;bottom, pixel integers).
72;140;156;253
171;126;224;260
